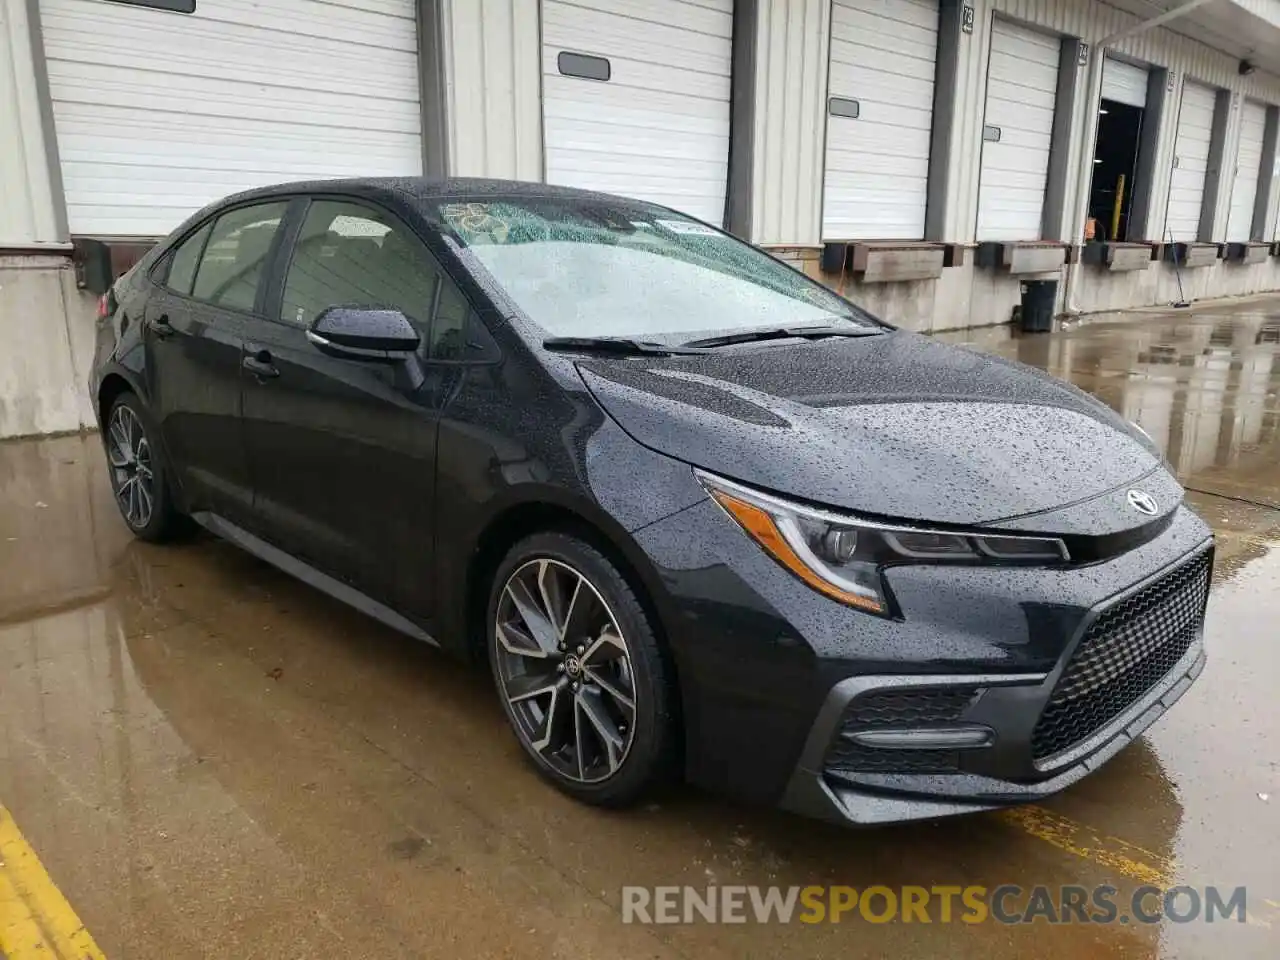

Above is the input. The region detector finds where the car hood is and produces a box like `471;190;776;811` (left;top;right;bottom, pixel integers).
576;331;1168;527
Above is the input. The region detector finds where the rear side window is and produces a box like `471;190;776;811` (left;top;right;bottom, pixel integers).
191;202;287;312
165;222;211;295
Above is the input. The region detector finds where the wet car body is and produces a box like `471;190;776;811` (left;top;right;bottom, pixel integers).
90;178;1212;825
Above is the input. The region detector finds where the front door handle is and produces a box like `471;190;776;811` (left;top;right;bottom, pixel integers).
243;349;279;379
151;313;174;339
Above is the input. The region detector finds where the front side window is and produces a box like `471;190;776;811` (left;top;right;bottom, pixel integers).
191;202;287;312
429;199;883;342
280;200;439;336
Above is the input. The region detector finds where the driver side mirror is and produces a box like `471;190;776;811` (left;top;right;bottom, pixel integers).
306;306;420;362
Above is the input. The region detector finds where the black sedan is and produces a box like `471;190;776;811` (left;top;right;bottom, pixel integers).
90;178;1212;825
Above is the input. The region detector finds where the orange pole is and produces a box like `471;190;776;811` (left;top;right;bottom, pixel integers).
1111;174;1126;241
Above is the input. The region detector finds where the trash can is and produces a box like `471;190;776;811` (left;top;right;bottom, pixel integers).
1019;279;1057;333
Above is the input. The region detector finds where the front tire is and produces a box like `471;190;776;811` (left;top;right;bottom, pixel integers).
487;532;678;806
103;392;188;542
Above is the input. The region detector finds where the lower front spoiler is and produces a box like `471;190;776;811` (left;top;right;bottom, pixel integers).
778;637;1205;826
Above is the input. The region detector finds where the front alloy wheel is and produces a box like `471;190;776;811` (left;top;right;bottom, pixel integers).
494;558;637;783
488;532;677;806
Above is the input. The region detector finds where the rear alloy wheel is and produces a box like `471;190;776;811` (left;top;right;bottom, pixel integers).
488;533;676;805
106;403;155;530
103;393;188;542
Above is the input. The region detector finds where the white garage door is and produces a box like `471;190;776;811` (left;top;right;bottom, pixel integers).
39;0;423;238
976;18;1060;241
1101;56;1148;109
1226;100;1267;242
1165;80;1217;242
821;0;939;240
541;0;732;225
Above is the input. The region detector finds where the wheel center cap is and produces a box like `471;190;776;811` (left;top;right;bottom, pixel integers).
563;654;583;678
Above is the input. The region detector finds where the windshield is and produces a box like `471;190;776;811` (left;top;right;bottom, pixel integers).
429;198;883;342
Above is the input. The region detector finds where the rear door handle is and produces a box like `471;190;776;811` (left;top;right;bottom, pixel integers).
243;349;279;379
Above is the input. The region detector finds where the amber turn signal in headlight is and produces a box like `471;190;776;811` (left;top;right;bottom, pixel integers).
697;471;1068;617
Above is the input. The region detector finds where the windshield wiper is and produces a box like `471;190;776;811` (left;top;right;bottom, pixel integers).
542;336;709;357
682;325;885;349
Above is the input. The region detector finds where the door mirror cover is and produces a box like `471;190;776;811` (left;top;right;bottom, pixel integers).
308;306;420;360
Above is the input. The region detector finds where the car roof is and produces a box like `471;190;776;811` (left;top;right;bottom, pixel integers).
215;176;656;212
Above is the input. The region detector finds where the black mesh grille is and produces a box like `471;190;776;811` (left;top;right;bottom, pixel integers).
842;688;981;728
827;746;959;774
824;687;981;776
1032;550;1211;762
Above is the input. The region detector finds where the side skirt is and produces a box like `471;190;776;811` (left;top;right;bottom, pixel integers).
191;511;439;648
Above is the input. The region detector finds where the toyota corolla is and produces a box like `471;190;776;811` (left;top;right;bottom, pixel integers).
90;178;1212;825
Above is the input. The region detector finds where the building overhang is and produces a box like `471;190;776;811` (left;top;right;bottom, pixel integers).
1111;1;1280;76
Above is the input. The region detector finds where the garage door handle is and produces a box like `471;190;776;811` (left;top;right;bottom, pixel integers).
243;351;279;379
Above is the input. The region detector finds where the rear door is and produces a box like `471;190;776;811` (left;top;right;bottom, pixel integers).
145;200;288;521
241;196;456;619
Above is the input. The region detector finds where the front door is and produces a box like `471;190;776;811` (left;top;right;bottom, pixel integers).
241;197;450;621
145;201;288;522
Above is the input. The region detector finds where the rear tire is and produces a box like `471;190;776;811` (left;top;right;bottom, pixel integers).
487;531;678;807
103;392;189;543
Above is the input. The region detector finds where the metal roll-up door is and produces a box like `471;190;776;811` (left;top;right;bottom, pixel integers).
1101;56;1148;109
821;0;939;240
541;0;733;225
976;18;1060;241
39;0;423;238
1226;100;1267;242
1166;80;1217;242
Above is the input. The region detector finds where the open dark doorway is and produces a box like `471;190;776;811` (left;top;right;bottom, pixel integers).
1088;99;1144;242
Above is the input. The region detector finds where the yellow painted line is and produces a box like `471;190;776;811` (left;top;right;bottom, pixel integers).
996;805;1175;887
0;804;106;960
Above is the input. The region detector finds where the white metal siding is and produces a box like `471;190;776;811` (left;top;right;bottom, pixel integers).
442;0;543;181
39;0;422;238
541;0;732;225
1166;80;1216;242
1101;56;1148;110
1;0;63;245
821;0;938;240
975;18;1059;241
750;0;829;246
1226;99;1267;242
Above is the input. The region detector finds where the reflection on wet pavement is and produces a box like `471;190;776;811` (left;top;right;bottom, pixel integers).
2;301;1279;958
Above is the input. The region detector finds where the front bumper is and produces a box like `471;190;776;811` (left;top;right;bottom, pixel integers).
633;496;1213;824
779;633;1204;825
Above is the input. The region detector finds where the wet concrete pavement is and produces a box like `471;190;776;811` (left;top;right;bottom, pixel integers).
2;300;1279;958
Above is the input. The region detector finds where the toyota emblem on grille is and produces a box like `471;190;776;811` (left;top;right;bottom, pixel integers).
1127;489;1159;516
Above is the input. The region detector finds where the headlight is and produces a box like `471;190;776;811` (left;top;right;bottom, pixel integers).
697;471;1069;617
